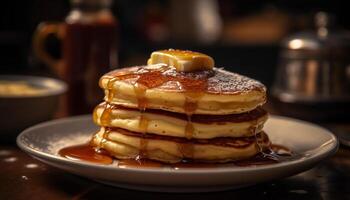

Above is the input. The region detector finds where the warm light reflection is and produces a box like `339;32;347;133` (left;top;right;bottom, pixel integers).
288;39;319;50
289;39;303;49
3;157;17;162
25;163;39;169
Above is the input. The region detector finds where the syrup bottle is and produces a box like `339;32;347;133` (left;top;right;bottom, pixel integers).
33;0;118;115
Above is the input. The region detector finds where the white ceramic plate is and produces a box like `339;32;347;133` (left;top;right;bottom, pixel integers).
17;115;338;193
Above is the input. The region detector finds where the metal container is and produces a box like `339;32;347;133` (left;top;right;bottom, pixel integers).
0;75;67;137
271;12;350;120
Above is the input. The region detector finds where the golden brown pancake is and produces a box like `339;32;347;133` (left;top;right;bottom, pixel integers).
93;102;268;139
90;127;271;163
99;65;266;115
90;55;270;164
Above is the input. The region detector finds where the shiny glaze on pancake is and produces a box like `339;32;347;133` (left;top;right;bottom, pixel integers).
103;127;270;148
100;65;266;95
95;102;267;124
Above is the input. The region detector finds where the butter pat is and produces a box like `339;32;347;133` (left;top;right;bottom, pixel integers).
147;49;214;72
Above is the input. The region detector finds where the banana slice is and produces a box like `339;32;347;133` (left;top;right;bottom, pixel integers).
147;49;214;72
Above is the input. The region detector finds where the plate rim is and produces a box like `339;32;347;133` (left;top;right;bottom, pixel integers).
17;114;339;174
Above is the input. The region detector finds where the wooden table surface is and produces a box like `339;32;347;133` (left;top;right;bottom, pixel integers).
1;106;350;200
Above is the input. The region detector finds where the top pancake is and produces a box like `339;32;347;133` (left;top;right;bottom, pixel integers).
100;65;266;115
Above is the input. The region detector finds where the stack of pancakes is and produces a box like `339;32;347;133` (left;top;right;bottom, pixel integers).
91;51;270;163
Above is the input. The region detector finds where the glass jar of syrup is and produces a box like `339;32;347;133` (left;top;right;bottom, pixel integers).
33;0;118;115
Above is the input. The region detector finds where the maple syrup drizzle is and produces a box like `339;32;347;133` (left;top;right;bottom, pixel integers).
182;115;195;159
92;105;99;124
252;119;265;153
138;112;149;157
94;104;113;149
183;97;197;140
100;128;111;148
106;77;118;101
183;94;204;157
134;81;149;158
134;83;148;110
181;74;208;157
139;114;149;132
138;137;149;158
58;143;292;167
184;119;195;140
100;103;113;126
105;72;140;102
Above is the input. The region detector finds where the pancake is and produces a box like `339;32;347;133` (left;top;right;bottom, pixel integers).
93;102;268;139
90;127;271;163
99;65;266;115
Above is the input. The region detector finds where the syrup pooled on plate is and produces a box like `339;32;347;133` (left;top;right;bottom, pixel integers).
58;143;293;168
58;144;113;165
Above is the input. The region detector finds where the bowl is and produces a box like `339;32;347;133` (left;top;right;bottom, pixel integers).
0;75;67;135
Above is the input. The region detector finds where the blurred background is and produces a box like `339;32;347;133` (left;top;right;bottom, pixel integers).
1;0;349;123
1;0;348;83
